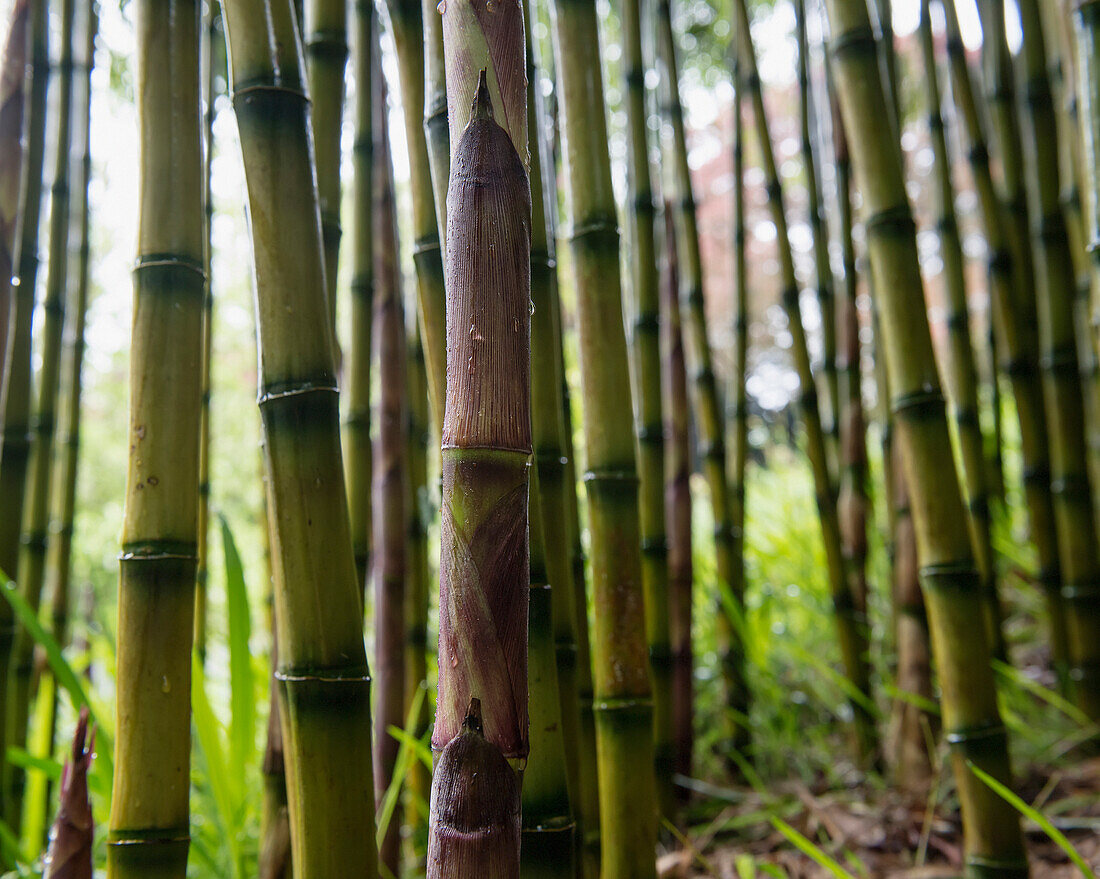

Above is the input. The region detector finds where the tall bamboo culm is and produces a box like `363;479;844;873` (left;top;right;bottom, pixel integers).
9;0;78;823
383;0;447;426
106;0;204;870
825;1;1029;874
220;0;379;872
1078;1;1100;357
372;73;409;874
524;0;585;847
1015;0;1100;720
664;201;693;803
735;0;877;763
194;2;220;665
426;66;529;876
622;0;672;811
916;0;1000;671
547;0;658;873
0;0;47;829
795;0;838;476
304;0;346;334
0;0;29;425
344;0;373;598
422;0;449;242
940;0;1066;682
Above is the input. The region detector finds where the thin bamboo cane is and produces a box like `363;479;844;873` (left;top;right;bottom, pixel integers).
35;0;97;843
423;0;449;242
547;0;658;873
522;467;576;879
384;0;447;427
427;72;529;878
0;0;29;429
940;0;1066;683
344;0;373;599
825;2;1028;873
220;0;378;872
735;0;877;763
8;0;78;823
916;0;1000;672
304;0;347;334
796;0;838;478
622;0;672;811
1015;0;1100;721
524;0;583;837
259;630;291;879
1079;1;1100;358
372;78;408;873
657;0;749;770
404;316;432;852
194;3;220;666
663;202;693;801
106;0;204;871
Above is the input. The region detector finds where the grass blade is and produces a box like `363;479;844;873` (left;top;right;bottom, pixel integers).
219;515;255;773
770;816;855;879
967;760;1096;879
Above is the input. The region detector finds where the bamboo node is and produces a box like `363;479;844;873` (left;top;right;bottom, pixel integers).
828;24;876;60
890;387;944;421
257;380;339;406
963;855;1029;878
919;562;980;592
863;205;916;238
132;253;207;282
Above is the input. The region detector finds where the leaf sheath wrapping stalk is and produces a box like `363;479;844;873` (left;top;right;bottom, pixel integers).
434;84;532;763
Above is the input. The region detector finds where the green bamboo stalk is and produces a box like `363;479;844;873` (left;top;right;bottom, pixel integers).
304;0;347;334
0;0;29;425
622;0;672;812
33;0;97;845
220;0;378;872
940;0;1066;684
344;0;373;598
735;0;877;764
663;202;693;801
8;0;78;823
795;0;838;478
1015;0;1100;721
657;0;749;770
194;2;220;666
384;0;447;427
522;467;576;879
917;0;1001;669
547;0;658;873
106;0;204;871
427;72;529;878
825;2;1029;873
423;0;449;242
524;0;584;839
404;316;432;852
1079;1;1100;357
372;80;408;874
259;630;291;879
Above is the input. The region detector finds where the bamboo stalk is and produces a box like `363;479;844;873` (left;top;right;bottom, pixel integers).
735;0;877;763
259;630;291;879
547;0;658;872
0;0;29;430
657;0;750;771
522;467;576;879
1015;0;1100;721
194;2;220;666
220;0;378;872
795;0;838;478
622;0;672;811
825;1;1028;873
304;0;347;334
940;0;1066;684
372;76;408;874
383;0;447;427
423;0;449;242
344;0;373;598
1079;1;1100;359
524;0;584;838
663;202;693;801
427;71;530;878
916;0;1001;671
106;0;204;871
9;0;78;823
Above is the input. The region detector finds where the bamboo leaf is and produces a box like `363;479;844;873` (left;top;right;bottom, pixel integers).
770;817;855;879
191;655;244;879
993;660;1092;726
375;686;426;851
967;761;1096;879
219;514;255;774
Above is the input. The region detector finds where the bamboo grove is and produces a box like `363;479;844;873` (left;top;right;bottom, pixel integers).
3;0;1100;878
